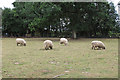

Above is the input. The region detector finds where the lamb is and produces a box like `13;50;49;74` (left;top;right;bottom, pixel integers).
16;38;26;46
44;40;53;50
91;41;105;50
60;38;68;46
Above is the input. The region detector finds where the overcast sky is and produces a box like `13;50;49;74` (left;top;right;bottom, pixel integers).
0;0;119;13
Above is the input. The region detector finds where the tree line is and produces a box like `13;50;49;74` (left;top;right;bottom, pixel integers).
2;2;120;38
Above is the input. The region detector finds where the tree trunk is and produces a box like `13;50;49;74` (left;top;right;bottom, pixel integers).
72;30;77;39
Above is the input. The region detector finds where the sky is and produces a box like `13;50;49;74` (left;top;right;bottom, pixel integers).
0;0;119;13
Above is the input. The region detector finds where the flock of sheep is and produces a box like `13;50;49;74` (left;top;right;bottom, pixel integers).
16;38;105;50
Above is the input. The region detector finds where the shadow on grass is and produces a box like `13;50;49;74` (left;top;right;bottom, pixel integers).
92;49;105;50
39;48;59;51
39;49;46;51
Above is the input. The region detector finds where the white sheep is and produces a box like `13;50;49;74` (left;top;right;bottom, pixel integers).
16;38;26;46
91;41;105;50
44;40;53;50
60;38;68;46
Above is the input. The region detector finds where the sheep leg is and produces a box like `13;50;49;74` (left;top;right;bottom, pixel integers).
97;46;101;50
91;46;94;49
17;43;19;46
93;47;95;50
20;43;22;46
45;48;48;50
49;46;52;49
93;45;96;50
45;46;48;50
45;45;49;50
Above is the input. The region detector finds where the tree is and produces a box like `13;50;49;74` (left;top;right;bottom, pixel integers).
2;2;119;38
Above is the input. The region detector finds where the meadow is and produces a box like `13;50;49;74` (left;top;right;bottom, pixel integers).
2;38;118;78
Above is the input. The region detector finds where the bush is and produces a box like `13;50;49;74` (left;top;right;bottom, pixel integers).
108;31;120;38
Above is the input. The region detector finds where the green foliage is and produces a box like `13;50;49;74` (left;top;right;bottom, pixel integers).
2;2;119;38
108;31;120;37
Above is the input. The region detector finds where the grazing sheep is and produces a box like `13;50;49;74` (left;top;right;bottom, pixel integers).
44;40;53;50
16;38;26;46
91;41;105;50
60;38;68;46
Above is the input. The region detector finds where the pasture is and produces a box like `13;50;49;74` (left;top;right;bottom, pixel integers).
2;38;118;78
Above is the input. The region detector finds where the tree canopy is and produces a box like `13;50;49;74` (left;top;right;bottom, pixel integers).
2;2;120;38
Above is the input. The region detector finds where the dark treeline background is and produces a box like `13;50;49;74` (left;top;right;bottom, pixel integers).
1;2;120;38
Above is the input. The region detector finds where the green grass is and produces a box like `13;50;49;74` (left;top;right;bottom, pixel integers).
2;38;118;78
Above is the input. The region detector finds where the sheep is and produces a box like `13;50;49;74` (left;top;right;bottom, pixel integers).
44;40;53;50
91;41;105;50
60;38;68;46
16;38;26;46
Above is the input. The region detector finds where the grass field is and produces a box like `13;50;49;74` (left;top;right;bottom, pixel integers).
2;38;118;78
